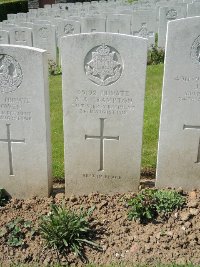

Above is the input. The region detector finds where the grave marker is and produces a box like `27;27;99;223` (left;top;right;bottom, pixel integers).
156;17;200;189
0;30;9;44
0;45;52;198
158;6;187;48
106;14;131;34
81;16;106;33
33;24;57;63
61;33;147;195
9;27;33;47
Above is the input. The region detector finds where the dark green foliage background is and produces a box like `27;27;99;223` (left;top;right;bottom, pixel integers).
0;1;28;22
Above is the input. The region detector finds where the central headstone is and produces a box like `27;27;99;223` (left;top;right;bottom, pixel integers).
61;33;147;195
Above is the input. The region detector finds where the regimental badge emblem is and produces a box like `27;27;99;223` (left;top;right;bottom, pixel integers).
0;54;23;93
191;36;200;64
166;9;177;20
38;27;49;38
84;44;123;86
64;24;74;34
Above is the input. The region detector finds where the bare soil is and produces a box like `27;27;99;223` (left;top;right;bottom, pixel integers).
1;170;200;266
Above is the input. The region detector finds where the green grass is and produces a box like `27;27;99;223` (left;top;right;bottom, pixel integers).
49;64;164;179
142;64;164;169
49;75;64;179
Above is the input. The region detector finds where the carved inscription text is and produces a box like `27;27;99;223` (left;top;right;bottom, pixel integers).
0;97;32;121
73;89;135;115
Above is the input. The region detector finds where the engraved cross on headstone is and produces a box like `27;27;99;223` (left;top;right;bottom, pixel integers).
183;124;200;163
0;124;25;175
132;23;153;38
85;118;119;171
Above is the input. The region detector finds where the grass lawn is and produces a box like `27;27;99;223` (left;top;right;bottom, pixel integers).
142;64;164;169
49;64;164;179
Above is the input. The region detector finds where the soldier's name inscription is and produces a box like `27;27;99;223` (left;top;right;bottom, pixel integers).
73;89;135;115
174;75;200;102
0;97;32;121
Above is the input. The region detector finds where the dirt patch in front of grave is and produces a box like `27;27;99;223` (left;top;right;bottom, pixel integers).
1;172;200;266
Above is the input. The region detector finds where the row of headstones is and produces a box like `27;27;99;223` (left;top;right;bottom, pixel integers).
1;15;200;199
1;0;200;56
29;0;164;12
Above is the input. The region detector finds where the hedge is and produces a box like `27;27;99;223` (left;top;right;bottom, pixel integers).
0;1;28;22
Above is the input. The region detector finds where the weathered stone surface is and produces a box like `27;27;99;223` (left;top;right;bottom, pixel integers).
156;17;200;190
0;45;52;198
33;23;57;63
106;14;131;34
81;16;106;33
0;30;9;44
9;27;33;47
61;33;147;195
158;5;187;48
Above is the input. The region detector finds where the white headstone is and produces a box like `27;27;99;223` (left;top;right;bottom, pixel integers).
156;17;200;190
132;10;157;33
61;33;147;195
106;14;131;34
19;22;34;29
9;27;33;47
62;19;81;35
37;8;49;17
187;3;200;17
33;24;57;63
132;23;155;47
81;16;106;33
16;13;27;23
0;30;9;44
57;19;81;51
27;12;37;23
7;14;16;21
2;23;16;31
158;5;187;48
0;44;52;198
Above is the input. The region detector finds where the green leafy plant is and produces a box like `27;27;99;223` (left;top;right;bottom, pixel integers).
147;45;165;65
127;189;157;222
128;189;185;223
48;60;62;76
0;188;9;207
39;204;101;262
154;190;185;216
0;217;36;247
